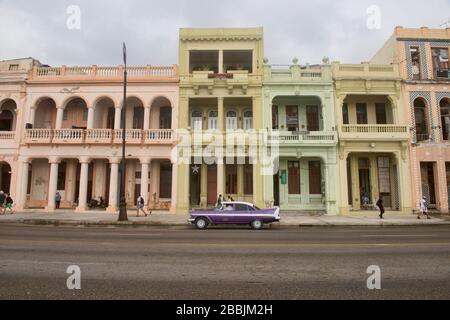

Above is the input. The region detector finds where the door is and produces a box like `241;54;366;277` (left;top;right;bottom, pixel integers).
356;103;368;124
208;111;218;130
273;173;280;206
358;158;371;206
207;165;217;205
306;106;319;131
189;164;201;206
286;106;298;132
226;111;237;130
421;162;437;207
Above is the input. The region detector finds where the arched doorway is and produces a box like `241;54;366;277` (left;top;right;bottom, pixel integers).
0;99;17;131
64;98;88;128
440;98;450;141
34;98;57;128
0;162;12;194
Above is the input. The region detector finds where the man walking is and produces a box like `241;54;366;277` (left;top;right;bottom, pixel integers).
376;196;384;219
418;196;431;219
136;195;148;217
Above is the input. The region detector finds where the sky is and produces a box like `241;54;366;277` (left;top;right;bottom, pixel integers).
0;0;449;67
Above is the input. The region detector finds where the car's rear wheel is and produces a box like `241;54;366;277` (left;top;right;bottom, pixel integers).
250;220;263;230
195;217;209;229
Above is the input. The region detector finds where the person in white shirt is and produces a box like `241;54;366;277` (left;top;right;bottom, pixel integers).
136;195;148;217
418;196;430;220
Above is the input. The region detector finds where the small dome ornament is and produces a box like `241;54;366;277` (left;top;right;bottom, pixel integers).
322;56;330;64
292;57;299;65
263;57;269;64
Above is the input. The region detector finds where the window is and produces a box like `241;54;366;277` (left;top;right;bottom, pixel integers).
234;203;249;211
286;106;299;132
440;99;450;141
244;163;253;195
223;50;253;73
8;64;19;71
410;47;422;80
243;111;253;130
309;161;321;194
375;103;387;124
272;105;279;129
431;48;449;78
414;98;428;141
288;161;300;194
226;164;237;194
342;103;349;124
226;111;237;130
191;110;203;130
306;105;319;131
356;103;368;124
189;50;219;73
208;111;218;130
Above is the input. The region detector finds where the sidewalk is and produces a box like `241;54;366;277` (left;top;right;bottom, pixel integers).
0;209;449;227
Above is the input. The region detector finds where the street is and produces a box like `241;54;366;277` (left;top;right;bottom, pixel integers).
0;223;449;299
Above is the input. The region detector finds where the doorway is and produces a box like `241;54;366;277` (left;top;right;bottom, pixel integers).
420;162;437;207
273;173;280;206
207;165;217;205
189;164;201;206
358;158;371;206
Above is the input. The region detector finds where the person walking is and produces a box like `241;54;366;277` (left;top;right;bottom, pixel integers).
4;194;14;214
216;194;223;208
0;191;5;215
418;196;430;219
376;196;384;219
55;192;61;209
136;195;148;217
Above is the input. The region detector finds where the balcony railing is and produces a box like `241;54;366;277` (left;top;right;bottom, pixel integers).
24;128;173;145
340;124;409;141
30;65;178;81
268;131;337;144
0;131;15;140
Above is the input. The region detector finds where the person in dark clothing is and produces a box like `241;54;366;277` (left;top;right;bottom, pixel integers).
216;194;223;208
376;196;385;219
0;191;5;215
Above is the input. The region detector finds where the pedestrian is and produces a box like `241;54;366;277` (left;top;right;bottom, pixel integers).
376;196;384;219
55;192;61;209
4;193;14;214
418;196;430;219
136;195;148;217
216;194;223;208
228;195;234;201
0;190;5;215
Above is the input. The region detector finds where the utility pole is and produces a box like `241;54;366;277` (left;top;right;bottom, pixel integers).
118;42;128;221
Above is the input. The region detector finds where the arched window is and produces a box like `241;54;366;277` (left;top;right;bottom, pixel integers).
0;110;14;131
191;110;203;130
243;110;253;130
226;111;237;130
208;111;218;129
414;98;429;142
440;98;450;141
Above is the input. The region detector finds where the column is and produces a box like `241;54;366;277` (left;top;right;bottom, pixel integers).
338;154;349;214
396;151;413;213
350;155;360;210
218;50;223;74
170;161;178;213
237;164;244;200
55;107;64;129
45;158;60;211
114;107;121;130
76;158;90;212
143;107;150;130
107;158;120;213
369;156;379;204
28;107;36;126
217;158;225;198
140;158;150;210
218;97;224;131
176;162;190;214
16;158;30;210
86;106;95;129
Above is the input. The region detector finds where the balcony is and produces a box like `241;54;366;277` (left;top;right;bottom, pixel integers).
339;125;409;141
24;129;174;145
264;63;330;83
332;62;400;80
183;70;259;94
268;131;337;146
28;65;178;84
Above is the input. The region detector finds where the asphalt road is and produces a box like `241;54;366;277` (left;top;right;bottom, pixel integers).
0;223;449;299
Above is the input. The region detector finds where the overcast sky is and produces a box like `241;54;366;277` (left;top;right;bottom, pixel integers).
1;0;449;66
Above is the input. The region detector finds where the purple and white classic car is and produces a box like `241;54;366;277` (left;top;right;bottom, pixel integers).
188;201;280;229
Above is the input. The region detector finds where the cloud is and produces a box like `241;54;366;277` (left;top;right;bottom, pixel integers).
0;0;449;66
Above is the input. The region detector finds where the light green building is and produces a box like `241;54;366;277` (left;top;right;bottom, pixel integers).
262;57;339;214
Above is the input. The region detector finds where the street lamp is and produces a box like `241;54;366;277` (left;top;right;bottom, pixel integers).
118;42;128;221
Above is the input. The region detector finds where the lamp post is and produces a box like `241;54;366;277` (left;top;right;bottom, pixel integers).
118;42;128;221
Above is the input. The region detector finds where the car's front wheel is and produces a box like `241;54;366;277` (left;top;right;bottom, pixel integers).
195;217;209;229
250;220;263;230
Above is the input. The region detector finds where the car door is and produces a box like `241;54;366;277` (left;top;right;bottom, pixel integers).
232;203;251;224
219;203;235;224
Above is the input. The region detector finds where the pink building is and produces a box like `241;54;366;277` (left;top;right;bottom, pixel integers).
0;58;179;213
372;26;450;212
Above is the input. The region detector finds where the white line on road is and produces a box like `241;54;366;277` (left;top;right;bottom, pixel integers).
361;234;435;238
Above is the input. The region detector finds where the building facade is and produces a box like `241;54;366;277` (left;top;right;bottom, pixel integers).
175;28;265;214
261;58;339;214
332;61;412;214
0;59;179;212
372;26;450;213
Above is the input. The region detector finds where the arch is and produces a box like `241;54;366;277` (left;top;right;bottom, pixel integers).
439;97;450;140
63;97;88;129
93;95;116;108
93;96;115;129
118;95;146;109
61;95;90;109
34;97;57;129
0;97;19;108
149;95;173;109
32;96;57;108
413;97;429;142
